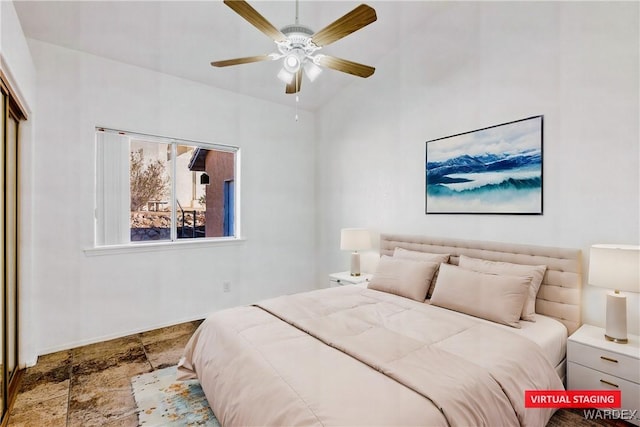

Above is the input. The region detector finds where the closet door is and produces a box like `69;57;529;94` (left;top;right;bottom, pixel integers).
1;74;24;424
5;109;18;383
0;87;5;419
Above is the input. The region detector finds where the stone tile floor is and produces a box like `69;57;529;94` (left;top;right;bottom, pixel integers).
6;317;632;427
7;320;202;427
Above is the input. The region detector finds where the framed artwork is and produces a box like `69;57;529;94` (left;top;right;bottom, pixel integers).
425;115;543;214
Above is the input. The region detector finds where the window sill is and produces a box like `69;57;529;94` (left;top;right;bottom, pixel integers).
84;237;245;256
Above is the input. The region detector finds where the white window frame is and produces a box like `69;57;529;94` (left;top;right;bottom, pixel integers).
87;127;242;255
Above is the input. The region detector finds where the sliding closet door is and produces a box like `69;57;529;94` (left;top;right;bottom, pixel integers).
5;110;18;383
0;74;24;424
0;88;5;420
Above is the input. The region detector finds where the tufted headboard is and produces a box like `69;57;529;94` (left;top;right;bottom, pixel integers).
380;234;583;335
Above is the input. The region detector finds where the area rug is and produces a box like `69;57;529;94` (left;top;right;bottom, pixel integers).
131;365;220;426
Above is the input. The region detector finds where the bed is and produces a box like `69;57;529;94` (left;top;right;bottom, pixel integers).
178;234;583;426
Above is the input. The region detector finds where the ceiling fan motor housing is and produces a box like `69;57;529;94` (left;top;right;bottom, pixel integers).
279;24;318;51
281;24;314;39
277;24;320;73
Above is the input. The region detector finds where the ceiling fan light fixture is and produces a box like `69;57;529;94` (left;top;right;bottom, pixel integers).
277;68;295;84
283;53;302;73
304;61;322;82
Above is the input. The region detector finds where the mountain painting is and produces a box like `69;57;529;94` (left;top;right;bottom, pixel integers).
426;116;543;214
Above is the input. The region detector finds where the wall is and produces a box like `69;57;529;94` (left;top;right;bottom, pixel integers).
26;39;317;362
1;1;36;107
16;0;640;363
315;2;640;334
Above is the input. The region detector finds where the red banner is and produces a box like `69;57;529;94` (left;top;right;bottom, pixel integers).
525;390;621;408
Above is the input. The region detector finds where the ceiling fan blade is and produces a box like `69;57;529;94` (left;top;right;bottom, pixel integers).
285;70;303;94
316;55;375;78
211;55;273;67
311;4;377;47
224;0;287;42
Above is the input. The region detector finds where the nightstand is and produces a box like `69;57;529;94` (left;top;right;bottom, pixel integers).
328;271;372;288
567;324;640;426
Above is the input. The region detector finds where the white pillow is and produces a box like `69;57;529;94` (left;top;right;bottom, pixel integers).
368;256;439;302
393;248;450;297
430;263;530;328
458;255;547;321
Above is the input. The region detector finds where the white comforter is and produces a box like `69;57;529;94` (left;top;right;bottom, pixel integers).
178;286;563;426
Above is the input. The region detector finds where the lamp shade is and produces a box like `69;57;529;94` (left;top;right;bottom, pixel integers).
340;228;371;251
589;244;640;293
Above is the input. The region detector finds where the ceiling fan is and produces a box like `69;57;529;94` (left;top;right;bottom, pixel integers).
211;0;377;94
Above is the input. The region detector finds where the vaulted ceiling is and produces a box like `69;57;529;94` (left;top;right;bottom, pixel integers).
14;1;448;111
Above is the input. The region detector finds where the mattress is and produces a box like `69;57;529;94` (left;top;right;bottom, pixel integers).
425;300;568;368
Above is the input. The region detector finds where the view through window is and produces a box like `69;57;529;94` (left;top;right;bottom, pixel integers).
95;129;238;246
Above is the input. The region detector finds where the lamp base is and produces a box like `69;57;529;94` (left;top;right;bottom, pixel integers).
605;291;628;344
604;334;629;344
350;252;361;277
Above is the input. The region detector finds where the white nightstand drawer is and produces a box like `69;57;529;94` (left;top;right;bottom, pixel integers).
568;340;640;384
568;362;640;424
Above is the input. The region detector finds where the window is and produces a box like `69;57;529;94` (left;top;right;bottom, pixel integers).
95;128;239;247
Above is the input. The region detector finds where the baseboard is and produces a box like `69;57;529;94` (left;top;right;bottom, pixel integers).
21;358;38;369
34;313;206;359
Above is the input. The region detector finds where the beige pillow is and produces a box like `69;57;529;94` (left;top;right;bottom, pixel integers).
430;263;530;328
393;248;450;297
458;255;547;321
368;256;439;301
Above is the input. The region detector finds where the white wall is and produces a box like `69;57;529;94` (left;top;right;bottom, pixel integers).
26;39;317;361
16;0;640;363
1;1;36;107
315;2;640;334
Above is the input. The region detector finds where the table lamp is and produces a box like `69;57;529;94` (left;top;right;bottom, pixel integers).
588;244;640;343
340;228;371;276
